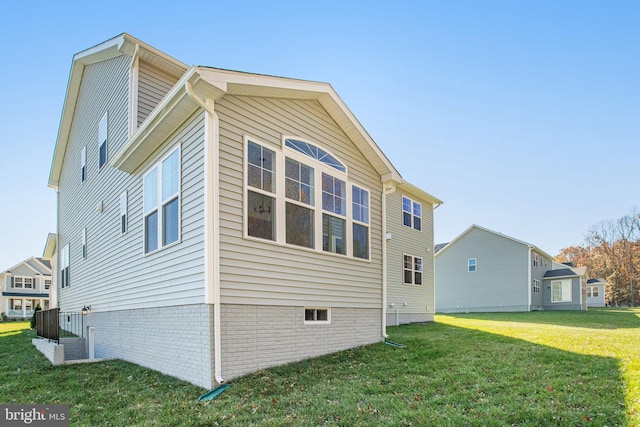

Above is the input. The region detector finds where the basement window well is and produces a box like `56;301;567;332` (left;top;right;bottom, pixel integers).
304;308;330;324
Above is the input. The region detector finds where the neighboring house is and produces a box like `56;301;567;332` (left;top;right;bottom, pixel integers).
1;257;52;319
435;225;586;313
47;33;440;389
586;278;606;307
385;183;442;325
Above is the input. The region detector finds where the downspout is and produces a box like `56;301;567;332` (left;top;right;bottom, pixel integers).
127;44;140;138
185;82;225;384
527;247;532;311
432;202;441;316
381;183;397;338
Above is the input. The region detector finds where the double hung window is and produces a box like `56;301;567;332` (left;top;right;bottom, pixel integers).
120;192;128;234
403;254;423;285
81;146;87;182
60;244;70;288
144;148;180;253
285;156;315;248
99;113;108;169
402;196;422;231
321;173;346;255
247;141;276;241
533;279;541;294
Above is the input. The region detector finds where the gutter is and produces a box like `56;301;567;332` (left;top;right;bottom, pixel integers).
185;82;225;385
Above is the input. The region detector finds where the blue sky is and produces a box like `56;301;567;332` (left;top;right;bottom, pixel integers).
0;1;638;268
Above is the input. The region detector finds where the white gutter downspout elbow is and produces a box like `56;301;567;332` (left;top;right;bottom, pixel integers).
185;82;225;385
381;183;397;339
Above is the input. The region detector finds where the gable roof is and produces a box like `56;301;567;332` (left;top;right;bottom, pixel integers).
49;33;414;192
587;278;607;285
3;257;52;276
434;224;555;261
48;33;188;189
110;63;404;184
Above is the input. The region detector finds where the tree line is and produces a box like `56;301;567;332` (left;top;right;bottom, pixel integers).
556;208;639;306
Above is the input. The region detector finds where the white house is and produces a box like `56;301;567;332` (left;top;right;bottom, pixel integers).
1;257;52;319
47;33;441;388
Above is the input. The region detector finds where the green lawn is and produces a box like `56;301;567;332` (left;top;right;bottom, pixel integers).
0;309;638;426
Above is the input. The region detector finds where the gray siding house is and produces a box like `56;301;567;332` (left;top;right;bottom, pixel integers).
435;225;585;313
47;33;440;389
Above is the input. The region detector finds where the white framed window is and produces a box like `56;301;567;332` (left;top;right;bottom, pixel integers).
283;154;315;249
81;228;87;259
587;286;599;298
120;191;128;234
24;277;33;289
304;307;330;324
99;112;108;169
551;279;572;302
533;253;539;267
322;173;346;255
402;196;422;231
144;147;181;253
44;279;51;290
60;243;70;288
468;258;477;272
81;146;87;182
12;277;23;288
25;299;33;311
10;299;22;310
244;136;370;260
403;254;423;285
533;279;541;294
352;186;369;260
247;141;277;241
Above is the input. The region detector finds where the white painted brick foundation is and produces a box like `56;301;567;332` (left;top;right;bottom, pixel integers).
77;303;383;389
219;305;382;380
83;304;214;389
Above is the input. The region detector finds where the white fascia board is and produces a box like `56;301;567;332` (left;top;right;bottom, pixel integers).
42;233;57;259
4;257;40;275
198;67;403;182
111;67;226;173
48;34;188;189
397;181;443;208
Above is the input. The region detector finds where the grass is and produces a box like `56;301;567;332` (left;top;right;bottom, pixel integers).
0;309;638;426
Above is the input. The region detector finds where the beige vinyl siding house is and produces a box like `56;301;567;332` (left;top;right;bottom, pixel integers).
385;184;442;325
47;33;441;388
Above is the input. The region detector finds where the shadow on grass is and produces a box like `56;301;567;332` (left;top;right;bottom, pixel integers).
440;307;640;330
1;323;630;426
219;322;628;426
